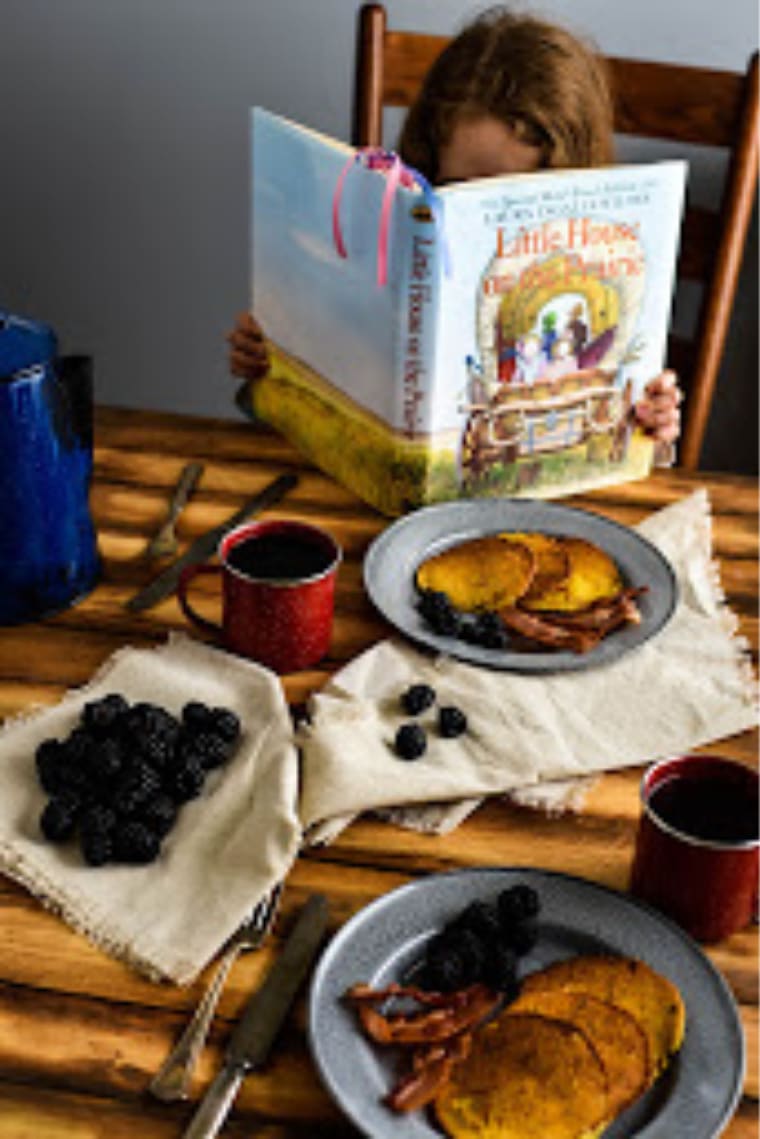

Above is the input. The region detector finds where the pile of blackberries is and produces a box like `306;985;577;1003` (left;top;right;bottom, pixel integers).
417;590;509;650
394;683;468;760
34;694;241;866
418;884;541;997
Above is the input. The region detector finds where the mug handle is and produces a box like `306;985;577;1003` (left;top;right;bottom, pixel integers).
177;564;223;637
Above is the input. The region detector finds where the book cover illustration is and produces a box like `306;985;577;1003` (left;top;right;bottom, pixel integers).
247;109;686;516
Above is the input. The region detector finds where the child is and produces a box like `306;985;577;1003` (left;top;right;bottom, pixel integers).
229;6;680;445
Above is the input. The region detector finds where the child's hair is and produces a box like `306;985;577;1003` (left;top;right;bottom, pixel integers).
398;6;615;182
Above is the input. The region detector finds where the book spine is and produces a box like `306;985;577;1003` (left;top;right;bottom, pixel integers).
392;196;442;439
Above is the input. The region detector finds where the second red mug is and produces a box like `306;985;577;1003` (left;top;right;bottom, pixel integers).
178;519;341;674
630;754;759;942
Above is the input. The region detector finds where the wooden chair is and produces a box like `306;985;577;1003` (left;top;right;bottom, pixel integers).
354;2;759;470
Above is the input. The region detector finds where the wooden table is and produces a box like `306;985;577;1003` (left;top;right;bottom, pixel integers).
0;406;756;1138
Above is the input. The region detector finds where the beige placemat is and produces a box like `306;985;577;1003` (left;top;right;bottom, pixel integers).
299;489;757;843
0;635;301;984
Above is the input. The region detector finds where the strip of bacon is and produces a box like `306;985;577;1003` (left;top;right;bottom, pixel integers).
541;587;646;632
385;1033;473;1113
345;982;464;1008
500;586;646;651
345;982;500;1045
499;606;602;652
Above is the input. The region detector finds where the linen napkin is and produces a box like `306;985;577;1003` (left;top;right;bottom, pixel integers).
0;635;301;984
299;489;757;843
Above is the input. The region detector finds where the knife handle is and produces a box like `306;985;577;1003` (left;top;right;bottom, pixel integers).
182;1066;243;1139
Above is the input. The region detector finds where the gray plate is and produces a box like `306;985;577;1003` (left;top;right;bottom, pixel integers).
364;499;677;672
308;867;744;1139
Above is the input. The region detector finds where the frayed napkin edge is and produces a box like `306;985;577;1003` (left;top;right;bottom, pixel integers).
0;840;194;984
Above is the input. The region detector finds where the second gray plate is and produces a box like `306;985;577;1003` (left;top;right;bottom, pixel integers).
364;499;677;672
308;867;744;1139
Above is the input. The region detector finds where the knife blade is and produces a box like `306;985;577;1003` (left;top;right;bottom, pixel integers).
125;472;298;612
182;893;329;1139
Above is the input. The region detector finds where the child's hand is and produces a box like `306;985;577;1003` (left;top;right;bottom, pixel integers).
227;312;270;380
634;370;681;444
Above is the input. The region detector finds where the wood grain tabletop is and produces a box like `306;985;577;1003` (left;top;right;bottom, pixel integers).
0;405;756;1138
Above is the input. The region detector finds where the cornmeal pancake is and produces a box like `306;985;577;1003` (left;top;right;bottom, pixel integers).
520;955;686;1077
434;1011;609;1139
520;537;622;613
415;536;535;612
507;989;650;1116
499;531;570;601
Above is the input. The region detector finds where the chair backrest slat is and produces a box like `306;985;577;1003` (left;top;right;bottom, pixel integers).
608;58;749;144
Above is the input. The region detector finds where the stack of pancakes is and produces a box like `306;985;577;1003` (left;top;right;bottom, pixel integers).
416;531;623;614
434;955;685;1139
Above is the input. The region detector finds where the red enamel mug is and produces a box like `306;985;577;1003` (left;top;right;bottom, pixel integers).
629;754;759;942
178;519;341;674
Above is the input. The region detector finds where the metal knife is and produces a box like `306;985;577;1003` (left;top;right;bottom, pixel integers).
182;892;329;1139
125;472;298;613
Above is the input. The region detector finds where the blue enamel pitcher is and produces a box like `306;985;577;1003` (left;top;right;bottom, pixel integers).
0;312;99;624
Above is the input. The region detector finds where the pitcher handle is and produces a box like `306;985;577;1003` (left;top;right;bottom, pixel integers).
177;564;223;637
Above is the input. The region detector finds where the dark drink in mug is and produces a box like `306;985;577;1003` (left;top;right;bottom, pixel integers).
226;531;335;581
630;754;759;942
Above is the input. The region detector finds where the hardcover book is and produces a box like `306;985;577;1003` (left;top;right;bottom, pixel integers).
243;108;686;516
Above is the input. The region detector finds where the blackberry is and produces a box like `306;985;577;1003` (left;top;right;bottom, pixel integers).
394;723;427;761
173;729;203;769
80;803;117;836
164;758;206;803
483;942;520;996
40;796;79;842
182;701;214;735
56;759;92;798
498;884;541;926
82;693;129;735
88;737;125;783
35;738;69;795
401;683;436;716
470;611;509;650
445;928;488;981
210;707;241;743
112;821;161;865
422;944;469;992
417;590;462;637
112;761;162;815
119;702;158;742
449;900;501;943
81;828;113;867
63;727;96;770
438;706;468;739
193;732;231;771
459;618;487;645
139;794;177;837
423;926;487;991
146;704;180;736
501;919;539;957
136;731;175;771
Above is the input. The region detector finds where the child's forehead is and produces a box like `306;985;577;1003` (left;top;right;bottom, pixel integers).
437;113;542;183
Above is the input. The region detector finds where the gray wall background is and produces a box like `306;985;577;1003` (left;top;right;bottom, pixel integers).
1;0;757;472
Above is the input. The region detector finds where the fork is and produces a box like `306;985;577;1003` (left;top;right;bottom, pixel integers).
149;884;282;1102
143;461;204;560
